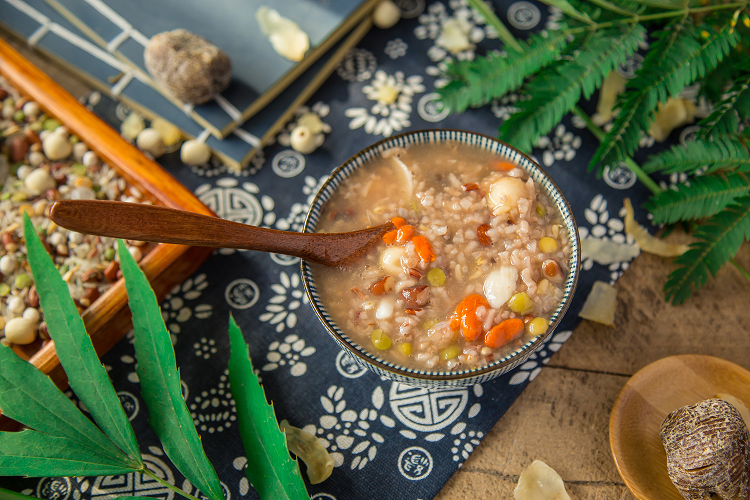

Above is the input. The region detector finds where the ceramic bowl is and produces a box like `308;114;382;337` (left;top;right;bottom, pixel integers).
302;130;580;388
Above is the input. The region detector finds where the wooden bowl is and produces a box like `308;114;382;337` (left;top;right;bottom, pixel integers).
0;37;214;429
609;354;750;500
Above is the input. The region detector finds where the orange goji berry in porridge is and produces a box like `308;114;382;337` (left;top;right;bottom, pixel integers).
311;142;570;371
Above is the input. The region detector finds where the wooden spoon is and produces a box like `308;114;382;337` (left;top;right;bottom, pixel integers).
49;200;394;267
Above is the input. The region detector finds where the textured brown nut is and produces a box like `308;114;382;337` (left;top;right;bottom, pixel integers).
79;287;100;307
144;29;232;105
24;129;41;145
27;286;39;308
9;135;29;163
81;269;101;283
104;260;120;282
660;398;750;500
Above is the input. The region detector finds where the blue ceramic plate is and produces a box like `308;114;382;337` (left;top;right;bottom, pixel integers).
302;130;581;388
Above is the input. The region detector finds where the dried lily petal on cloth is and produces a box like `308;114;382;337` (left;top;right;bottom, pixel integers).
514;460;571;500
578;281;618;327
624;198;689;257
280;419;334;484
580;236;640;265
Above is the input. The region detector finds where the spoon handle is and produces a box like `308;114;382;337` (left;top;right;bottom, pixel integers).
49;200;387;266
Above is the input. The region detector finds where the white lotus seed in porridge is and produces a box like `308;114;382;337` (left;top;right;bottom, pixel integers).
312;141;571;371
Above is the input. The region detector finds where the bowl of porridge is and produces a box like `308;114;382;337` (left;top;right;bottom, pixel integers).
302;130;580;387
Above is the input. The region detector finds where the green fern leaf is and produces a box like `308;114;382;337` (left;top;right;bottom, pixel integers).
438;31;569;114
698;68;750;139
642;136;750;175
644;172;750;224
499;24;644;153
591;19;739;173
664;195;750;304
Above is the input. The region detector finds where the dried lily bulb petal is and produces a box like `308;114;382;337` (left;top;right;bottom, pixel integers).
280;420;334;484
624;198;689;257
593;71;627;126
661;399;750;500
514;460;571;500
648;97;697;142
256;7;310;62
578;280;617;327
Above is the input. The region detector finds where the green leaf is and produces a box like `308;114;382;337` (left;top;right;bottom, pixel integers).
500;24;644;153
438;31;569;114
227;316;309;500
644;172;750;224
22;214;141;468
0;430;137;477
117;240;223;500
465;0;522;52
0;343;131;466
664;195;750;304
591;19;739;173
642;136;750;175
536;0;593;23
698;68;750;139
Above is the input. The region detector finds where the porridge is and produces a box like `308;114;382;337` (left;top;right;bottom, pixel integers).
311;141;571;371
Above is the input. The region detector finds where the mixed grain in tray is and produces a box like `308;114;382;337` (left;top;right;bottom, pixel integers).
312;142;571;371
0;77;153;354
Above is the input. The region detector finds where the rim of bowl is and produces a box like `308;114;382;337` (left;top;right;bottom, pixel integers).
301;129;581;382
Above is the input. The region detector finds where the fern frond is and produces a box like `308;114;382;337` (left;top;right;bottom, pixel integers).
664;195;750;304
498;24;644;153
535;0;593;23
644;172;750;224
590;19;740;174
438;31;569;114
642;136;750;175
698;69;750;139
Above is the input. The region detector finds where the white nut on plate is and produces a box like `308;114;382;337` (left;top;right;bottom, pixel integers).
373;0;401;29
22;307;40;324
136;128;166;158
24;168;56;195
72;141;89;161
42;130;73;161
290;125;324;154
82;150;100;168
22;101;40;118
28;151;45;167
0;255;17;275
4;317;37;345
180;139;212;165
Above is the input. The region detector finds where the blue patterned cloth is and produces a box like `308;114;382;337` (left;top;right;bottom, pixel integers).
2;0;676;498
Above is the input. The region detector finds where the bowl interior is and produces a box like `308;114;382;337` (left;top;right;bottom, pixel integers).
302;130;580;385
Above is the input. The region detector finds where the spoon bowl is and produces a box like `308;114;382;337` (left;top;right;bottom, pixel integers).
49;200;394;267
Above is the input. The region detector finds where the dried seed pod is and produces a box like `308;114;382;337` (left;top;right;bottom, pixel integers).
660;398;750;500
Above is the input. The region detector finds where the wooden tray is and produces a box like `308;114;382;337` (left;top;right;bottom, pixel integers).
0;36;214;430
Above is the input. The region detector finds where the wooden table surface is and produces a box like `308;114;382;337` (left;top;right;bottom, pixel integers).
6;29;750;500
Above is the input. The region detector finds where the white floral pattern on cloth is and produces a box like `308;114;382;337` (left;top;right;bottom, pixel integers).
415;0;498;87
385;38;409;59
259;271;308;333
275;175;328;232
262;333;316;376
161;274;212;342
449;422;484;466
535;123;582;167
302;385;388;470
188;369;236;433
345;70;426;137
490;93;523;121
508;330;572;385
578;194;637;283
337;48;378;82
